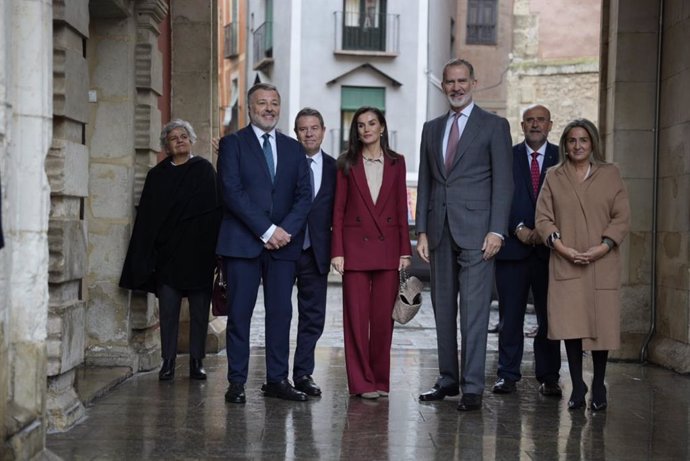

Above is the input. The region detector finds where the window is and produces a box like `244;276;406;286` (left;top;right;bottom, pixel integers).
340;86;385;152
466;0;497;45
343;0;387;51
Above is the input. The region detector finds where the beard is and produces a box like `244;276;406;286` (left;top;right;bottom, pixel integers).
446;92;472;110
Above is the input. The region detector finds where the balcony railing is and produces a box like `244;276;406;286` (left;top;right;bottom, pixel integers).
334;11;399;55
252;21;273;70
224;22;238;58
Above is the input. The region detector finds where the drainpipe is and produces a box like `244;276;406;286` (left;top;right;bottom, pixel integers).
640;0;664;363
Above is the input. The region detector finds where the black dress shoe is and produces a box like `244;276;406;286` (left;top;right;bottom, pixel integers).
539;381;562;397
457;393;482;411
487;324;500;334
294;375;322;396
492;377;517;394
190;358;207;380
419;384;460;401
263;379;308;401
158;359;175;381
225;382;246;404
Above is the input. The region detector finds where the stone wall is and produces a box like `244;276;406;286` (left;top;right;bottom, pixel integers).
506;61;600;143
600;0;656;360
46;0;89;432
647;2;690;370
0;0;54;458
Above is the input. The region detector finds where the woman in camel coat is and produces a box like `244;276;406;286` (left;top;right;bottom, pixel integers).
535;118;630;411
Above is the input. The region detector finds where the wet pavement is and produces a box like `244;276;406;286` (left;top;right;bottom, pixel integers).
47;284;690;460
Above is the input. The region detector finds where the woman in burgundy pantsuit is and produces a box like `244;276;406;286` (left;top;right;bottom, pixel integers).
331;107;411;399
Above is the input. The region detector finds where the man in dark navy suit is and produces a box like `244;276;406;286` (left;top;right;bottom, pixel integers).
216;83;312;403
492;104;562;397
290;108;337;397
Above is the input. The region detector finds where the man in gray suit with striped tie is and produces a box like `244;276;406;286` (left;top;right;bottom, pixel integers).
415;58;513;411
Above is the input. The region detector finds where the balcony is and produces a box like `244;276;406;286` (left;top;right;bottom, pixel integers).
224;22;238;58
252;21;273;70
334;10;399;56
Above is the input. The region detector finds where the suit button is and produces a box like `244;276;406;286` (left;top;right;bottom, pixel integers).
379;236;385;241
363;237;368;242
386;217;392;223
356;217;361;222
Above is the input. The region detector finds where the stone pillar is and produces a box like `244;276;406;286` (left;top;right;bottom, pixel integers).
46;0;90;431
85;1;142;369
170;0;225;353
131;0;169;370
84;0;168;374
0;0;53;458
599;0;658;360
171;0;216;158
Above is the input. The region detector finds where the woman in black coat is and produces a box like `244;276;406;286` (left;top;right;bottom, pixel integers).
120;119;221;381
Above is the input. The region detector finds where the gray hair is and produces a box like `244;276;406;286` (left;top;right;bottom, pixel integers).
160;119;197;151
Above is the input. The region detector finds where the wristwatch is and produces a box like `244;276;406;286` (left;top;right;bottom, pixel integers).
546;231;561;249
602;237;615;251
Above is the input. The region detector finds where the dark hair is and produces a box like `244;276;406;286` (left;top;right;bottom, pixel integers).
294;107;325;130
442;58;476;81
337;106;400;174
556;118;607;168
247;82;280;102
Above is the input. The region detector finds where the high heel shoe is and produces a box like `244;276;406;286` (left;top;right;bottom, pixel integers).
590;384;607;411
567;384;588;410
159;358;175;381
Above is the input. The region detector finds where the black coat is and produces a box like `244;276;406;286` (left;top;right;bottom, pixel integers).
119;156;221;294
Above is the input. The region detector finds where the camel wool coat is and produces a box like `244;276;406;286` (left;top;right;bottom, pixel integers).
535;162;630;350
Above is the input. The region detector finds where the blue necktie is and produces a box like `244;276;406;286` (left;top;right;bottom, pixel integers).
303;158;315;250
262;133;275;182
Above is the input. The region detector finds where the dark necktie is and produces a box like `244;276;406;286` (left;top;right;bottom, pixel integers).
262;133;275;182
303;158;315;250
530;151;540;196
445;112;460;172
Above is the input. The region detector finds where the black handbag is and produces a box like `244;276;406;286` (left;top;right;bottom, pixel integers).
211;257;228;316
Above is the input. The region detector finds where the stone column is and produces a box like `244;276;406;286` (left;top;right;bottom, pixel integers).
599;0;658;360
0;0;53;458
170;0;225;353
45;0;89;431
131;0;169;370
85;2;142;369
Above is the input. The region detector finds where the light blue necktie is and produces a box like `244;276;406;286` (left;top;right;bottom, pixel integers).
262;133;275;182
303;158;315;250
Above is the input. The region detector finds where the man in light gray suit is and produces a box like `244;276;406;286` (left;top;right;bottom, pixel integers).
416;58;513;411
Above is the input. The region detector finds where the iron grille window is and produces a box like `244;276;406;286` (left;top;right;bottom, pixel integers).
466;0;497;45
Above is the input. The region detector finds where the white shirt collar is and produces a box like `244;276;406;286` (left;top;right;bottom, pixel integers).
307;150;323;165
448;101;475;120
251;124;277;141
525;141;547;156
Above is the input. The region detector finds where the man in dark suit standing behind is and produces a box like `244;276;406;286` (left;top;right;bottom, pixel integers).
290;108;337;396
416;58;513;411
216;83;312;403
492;104;562;396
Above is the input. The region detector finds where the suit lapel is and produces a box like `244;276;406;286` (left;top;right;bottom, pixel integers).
431;116;448;178
374;157;395;212
449;107;481;171
351;160;385;235
515;144;536;202
242;126;273;184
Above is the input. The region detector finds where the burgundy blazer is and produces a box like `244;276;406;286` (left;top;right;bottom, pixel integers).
331;154;412;271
